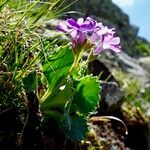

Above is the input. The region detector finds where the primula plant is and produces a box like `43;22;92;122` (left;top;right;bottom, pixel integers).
0;0;121;144
40;17;121;140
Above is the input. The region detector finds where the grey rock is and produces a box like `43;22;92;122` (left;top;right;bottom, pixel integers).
101;81;124;108
100;51;150;87
116;52;150;85
98;81;124;115
88;59;118;82
138;56;150;72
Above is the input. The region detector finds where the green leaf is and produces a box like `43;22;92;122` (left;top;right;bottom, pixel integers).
60;114;88;140
41;45;74;102
73;75;101;115
41;79;74;111
23;71;37;92
43;110;63;122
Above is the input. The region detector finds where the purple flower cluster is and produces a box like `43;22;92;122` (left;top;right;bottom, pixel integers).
57;17;121;54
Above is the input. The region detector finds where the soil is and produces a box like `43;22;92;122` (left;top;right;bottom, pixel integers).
0;101;149;150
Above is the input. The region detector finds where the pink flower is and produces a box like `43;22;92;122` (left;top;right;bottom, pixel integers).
57;17;121;53
94;34;121;54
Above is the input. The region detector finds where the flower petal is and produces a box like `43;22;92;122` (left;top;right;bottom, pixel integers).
67;18;79;28
110;45;121;52
57;22;69;32
77;18;84;26
90;32;99;43
94;44;103;54
110;37;120;45
77;32;86;44
70;29;78;39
